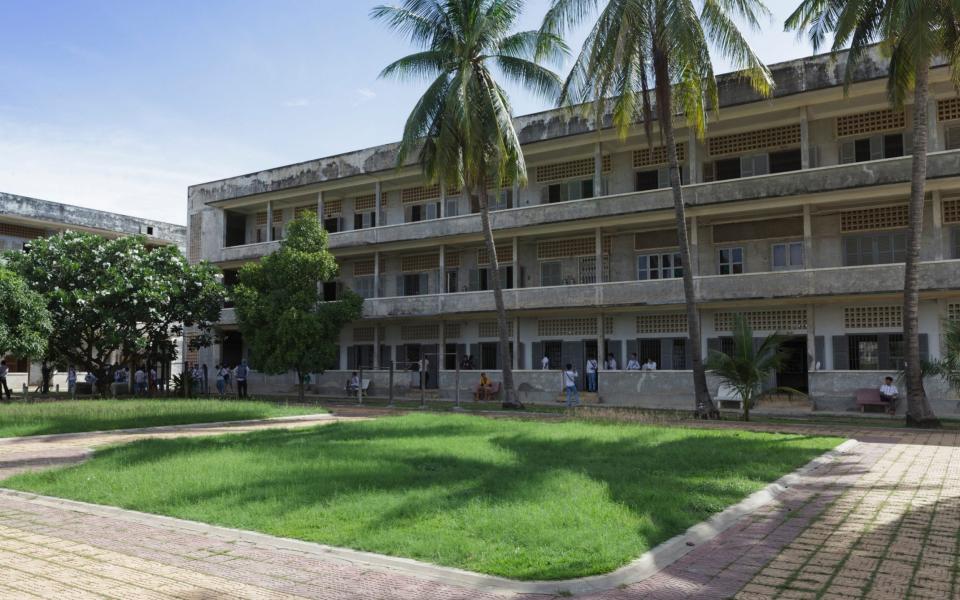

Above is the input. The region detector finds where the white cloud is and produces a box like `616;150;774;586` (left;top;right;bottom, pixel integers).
282;97;310;108
353;87;376;106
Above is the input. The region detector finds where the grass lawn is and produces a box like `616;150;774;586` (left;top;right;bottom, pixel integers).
0;399;322;438
5;413;840;580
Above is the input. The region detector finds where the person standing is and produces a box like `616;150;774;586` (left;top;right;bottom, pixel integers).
605;353;618;371
643;358;657;371
0;360;11;401
134;366;147;395
201;363;209;395
215;364;226;397
626;353;641;370
235;360;249;398
541;354;550;370
67;366;77;398
562;363;580;408
585;356;598;392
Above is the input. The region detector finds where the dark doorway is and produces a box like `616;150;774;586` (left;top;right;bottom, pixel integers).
221;331;243;368
777;336;808;393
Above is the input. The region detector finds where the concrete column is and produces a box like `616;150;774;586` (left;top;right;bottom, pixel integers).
596;314;605;392
266;200;273;242
593;142;603;196
374;251;380;298
512;237;519;288
374;182;382;227
800;107;811;170
513;317;520;371
937;299;949;358
687;130;698;184
807;305;817;371
439;320;446;369
689;216;700;275
932;190;944;260
928;98;940;152
439;182;446;219
373;324;381;369
316;191;324;225
595;228;603;283
512;181;520;208
803;204;813;269
439;244;446;294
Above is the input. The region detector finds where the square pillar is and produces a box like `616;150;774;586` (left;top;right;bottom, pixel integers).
800;107;811;169
928;98;940;152
594;228;603;283
513;317;520;370
374;182;383;227
439;182;446;219
593;142;603;196
803;204;813;269
687;130;699;184
932;190;944;260
689;216;700;275
373;251;380;298
266;200;273;242
438;244;445;294
373;324;381;369
512;237;519;288
807;305;817;371
316;191;324;225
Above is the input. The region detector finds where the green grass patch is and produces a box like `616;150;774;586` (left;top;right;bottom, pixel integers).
6;413;840;579
0;399;322;438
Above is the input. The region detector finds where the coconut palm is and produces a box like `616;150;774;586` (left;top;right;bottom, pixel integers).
706;315;789;422
540;0;773;418
372;0;565;407
786;1;960;428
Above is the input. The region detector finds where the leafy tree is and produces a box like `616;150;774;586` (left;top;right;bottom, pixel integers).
6;232;224;394
787;1;960;428
373;0;566;408
706;315;789;422
0;267;52;363
233;213;363;402
541;0;773;418
923;319;960;400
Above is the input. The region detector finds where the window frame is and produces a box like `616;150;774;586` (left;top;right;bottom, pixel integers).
717;246;745;275
637;251;683;281
771;241;804;271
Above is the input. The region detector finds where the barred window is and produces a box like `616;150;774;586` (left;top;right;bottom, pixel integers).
707;125;801;157
353;326;375;342
353;259;376;277
401;254;439;272
938;98;960;122
354;194;376;211
188;213;201;264
840;205;909;232
477;245;513;265
443;323;461;339
478;321;514;338
636;313;688;334
537;318;597;337
844;305;902;329
714;310;807;332
538;236;611;260
401;324;439;340
836;109;905;138
943;198;960;224
633;143;687;168
535;156;611;183
323;199;342;216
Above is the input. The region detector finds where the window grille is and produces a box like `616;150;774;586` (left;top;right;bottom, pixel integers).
323;199;342;216
840;205;909;232
188;213;201;264
294;205;316;219
949;303;960;321
353;326;375;342
355;194;376;211
353;259;375;276
938;98;960;122
836;109;905;138
401;185;441;204
272;209;284;223
0;223;45;239
443;323;461;339
401;324;439;340
844;305;902;329
714;310;807;332
943;199;960;224
535;155;611;183
445;251;461;268
255;211;267;226
537;236;612;260
604;317;613;335
633;143;687;168
478;321;514;338
477;245;513;265
401;254;439;272
636;313;688;334
537;318;597;337
707;124;801;157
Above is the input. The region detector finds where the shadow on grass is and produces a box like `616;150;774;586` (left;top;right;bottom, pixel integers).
5;414;842;580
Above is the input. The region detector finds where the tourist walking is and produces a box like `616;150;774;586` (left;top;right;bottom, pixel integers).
562;363;580;408
586;356;598;392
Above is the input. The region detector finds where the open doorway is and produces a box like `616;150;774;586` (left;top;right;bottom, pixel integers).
776;336;808;393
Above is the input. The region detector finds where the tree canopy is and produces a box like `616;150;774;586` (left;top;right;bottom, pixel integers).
5;232;224;386
0;267;52;361
233;213;363;401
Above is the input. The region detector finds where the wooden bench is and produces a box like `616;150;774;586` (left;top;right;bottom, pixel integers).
855;388;895;414
474;381;500;401
716;384;744;410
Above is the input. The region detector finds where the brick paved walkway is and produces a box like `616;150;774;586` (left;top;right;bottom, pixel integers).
0;412;957;598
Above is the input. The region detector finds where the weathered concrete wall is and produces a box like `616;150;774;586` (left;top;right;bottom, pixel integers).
1;192;186;249
809;371;960;415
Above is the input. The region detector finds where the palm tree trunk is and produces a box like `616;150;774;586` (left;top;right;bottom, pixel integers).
654;53;716;419
476;187;520;408
904;61;939;428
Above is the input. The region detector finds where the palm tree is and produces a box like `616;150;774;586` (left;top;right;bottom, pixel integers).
786;1;960;428
372;0;565;408
540;0;773;418
706;315;789;422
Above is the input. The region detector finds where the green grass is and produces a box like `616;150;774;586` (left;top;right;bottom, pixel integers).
0;399;322;438
5;413;840;580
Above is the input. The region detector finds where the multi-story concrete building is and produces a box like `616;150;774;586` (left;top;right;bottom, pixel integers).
188;47;960;414
1;192;186;389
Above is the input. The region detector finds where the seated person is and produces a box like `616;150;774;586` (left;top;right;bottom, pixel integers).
643;358;657;371
346;371;360;392
879;376;899;412
475;372;493;400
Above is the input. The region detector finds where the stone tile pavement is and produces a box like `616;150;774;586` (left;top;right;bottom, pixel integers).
0;412;958;598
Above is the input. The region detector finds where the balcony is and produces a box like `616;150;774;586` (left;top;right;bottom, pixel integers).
359;260;960;318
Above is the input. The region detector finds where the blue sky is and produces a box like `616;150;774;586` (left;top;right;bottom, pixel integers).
0;0;815;225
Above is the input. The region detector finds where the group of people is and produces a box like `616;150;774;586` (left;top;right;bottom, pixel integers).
541;352;659;394
188;361;250;398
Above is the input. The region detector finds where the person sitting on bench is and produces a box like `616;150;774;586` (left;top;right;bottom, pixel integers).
346;371;360;393
476;372;493;401
879;376;899;412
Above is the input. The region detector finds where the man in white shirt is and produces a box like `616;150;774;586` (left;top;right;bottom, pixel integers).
585;357;598;392
879;376;898;414
605;353;618;371
643;358;657;371
134;367;147;395
562;364;580;408
541;354;550;370
626;353;641;370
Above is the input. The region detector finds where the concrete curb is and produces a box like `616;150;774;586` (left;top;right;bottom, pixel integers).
0;413;337;445
0;438;859;596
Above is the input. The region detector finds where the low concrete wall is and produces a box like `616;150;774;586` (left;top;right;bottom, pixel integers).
598;371;697;409
809;371;960;415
